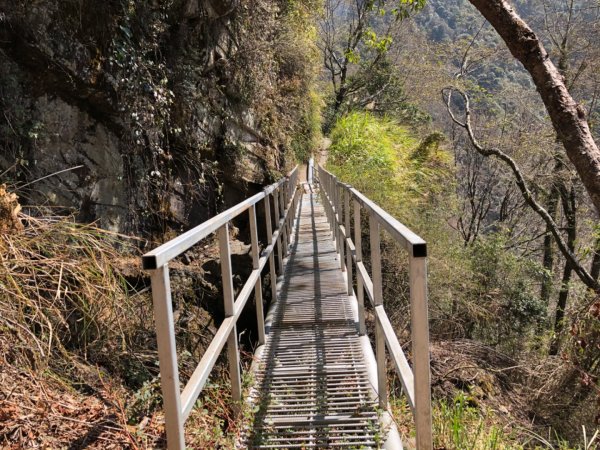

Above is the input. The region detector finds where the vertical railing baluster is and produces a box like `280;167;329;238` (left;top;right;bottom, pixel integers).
279;185;288;258
249;205;265;345
344;187;352;295
287;179;295;247
410;254;432;449
339;184;346;272
370;215;387;409
327;174;333;235
332;176;338;247
217;224;242;413
150;265;185;450
273;189;284;274
282;180;290;252
264;194;277;304
328;173;333;232
324;172;331;228
354;199;366;336
291;183;298;241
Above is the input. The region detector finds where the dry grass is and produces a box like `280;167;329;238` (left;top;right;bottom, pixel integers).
0;190;252;448
0;205;161;447
0;213;145;371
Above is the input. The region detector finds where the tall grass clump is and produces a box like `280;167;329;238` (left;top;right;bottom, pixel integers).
433;392;510;450
0;203;148;376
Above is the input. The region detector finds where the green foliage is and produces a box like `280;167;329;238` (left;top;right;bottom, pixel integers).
291;90;322;162
435;242;541;346
363;28;393;53
126;378;162;424
320;0;427;130
441;233;548;347
328;111;448;211
434;392;510;450
328;112;397;196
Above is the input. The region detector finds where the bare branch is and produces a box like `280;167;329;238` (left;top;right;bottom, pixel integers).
443;87;599;292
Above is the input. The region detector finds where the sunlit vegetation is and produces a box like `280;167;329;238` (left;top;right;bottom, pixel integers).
1;0;599;447
321;0;600;445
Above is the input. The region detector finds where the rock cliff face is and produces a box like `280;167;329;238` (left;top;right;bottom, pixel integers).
0;0;317;234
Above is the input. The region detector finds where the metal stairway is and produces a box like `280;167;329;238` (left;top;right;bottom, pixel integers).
246;192;382;449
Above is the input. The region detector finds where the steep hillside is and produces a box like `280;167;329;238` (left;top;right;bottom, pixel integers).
0;1;320;448
0;0;319;235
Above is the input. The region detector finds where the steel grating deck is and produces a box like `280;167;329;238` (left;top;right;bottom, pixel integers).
245;192;383;449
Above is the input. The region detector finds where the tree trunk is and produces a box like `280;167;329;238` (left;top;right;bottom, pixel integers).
591;238;600;281
540;181;560;305
549;184;577;355
467;0;600;215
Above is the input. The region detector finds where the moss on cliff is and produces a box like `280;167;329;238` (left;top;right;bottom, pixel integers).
0;0;320;236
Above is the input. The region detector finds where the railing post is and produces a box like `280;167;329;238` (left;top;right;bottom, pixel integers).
217;224;242;414
344;188;352;295
338;184;346;272
326;174;333;236
332;176;338;246
354;199;366;336
284;182;291;250
292;184;299;236
410;254;432;450
327;174;333;233
324;172;331;228
285;180;290;237
370;215;387;409
279;186;289;258
287;182;296;247
150;265;185;450
249;204;266;345
264;194;278;304
273;190;284;274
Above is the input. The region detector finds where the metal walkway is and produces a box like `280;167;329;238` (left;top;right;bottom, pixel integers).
142;163;432;449
246;192;381;448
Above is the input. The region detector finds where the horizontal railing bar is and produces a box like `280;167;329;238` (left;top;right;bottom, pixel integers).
260;232;279;260
143;192;266;269
233;266;262;316
349;188;427;258
374;305;416;410
263;177;286;195
180;316;235;418
143;167;298;270
347;239;355;253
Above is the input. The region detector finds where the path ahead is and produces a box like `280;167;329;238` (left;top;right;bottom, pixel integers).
246;192;383;449
144;165;430;450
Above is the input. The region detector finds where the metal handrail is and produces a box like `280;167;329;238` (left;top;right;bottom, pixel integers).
142;166;300;450
315;164;433;450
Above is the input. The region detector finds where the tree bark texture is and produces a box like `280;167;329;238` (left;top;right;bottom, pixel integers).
591;239;600;281
549;184;577;355
468;0;600;215
540;183;559;305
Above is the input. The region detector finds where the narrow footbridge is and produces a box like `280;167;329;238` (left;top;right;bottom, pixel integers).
142;164;432;449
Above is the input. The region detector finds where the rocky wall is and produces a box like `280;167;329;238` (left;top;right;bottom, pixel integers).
0;0;314;235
